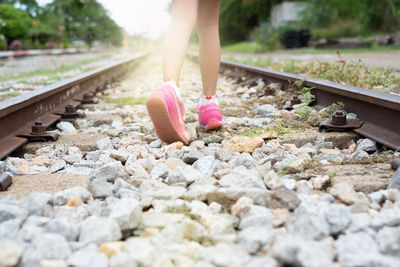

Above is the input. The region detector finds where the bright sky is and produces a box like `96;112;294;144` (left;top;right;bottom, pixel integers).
37;0;171;38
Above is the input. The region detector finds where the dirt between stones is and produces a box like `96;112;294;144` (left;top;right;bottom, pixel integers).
324;163;393;194
21;133;107;155
0;173;89;200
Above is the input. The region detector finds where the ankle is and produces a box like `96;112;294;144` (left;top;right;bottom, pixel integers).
199;94;219;107
164;79;181;99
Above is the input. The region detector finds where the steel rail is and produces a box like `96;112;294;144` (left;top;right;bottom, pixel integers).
218;59;400;151
0;48;91;58
0;52;148;160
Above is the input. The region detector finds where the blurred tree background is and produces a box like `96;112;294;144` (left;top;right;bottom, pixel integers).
0;0;122;49
219;0;400;49
1;0;400;50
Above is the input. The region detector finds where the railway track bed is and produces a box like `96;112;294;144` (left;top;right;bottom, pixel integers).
0;52;130;102
0;54;399;267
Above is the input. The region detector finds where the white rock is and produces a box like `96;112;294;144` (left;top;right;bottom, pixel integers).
371;208;400;230
167;166;201;186
197;242;251;267
109;198;142;231
95;161;129;182
57;121;76;133
124;238;155;267
228;153;257;169
111;120;124;128
272;235;334;267
79;216;122;244
311;175;330;190
357;138;377;152
19;192;51;216
88;179;113;198
219;166;266;189
238;226;274;254
335;232;396;267
239;205;273;230
193;155;222;177
31;233;72;259
0;202;28;223
68;243;108;267
52;186;91;206
256;104;277;117
0;241;23;267
376;226;400;256
97;137;114;150
109;252;137;267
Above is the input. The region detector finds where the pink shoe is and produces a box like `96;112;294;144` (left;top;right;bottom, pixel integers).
197;102;223;131
146;82;190;144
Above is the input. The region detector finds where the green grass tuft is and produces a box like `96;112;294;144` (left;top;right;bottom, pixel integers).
228;55;400;94
103;96;147;106
223;42;400;54
223;42;267;53
0;91;20;101
0;58;98;82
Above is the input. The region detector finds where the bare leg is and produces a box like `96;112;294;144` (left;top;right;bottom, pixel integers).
197;0;221;96
163;0;198;82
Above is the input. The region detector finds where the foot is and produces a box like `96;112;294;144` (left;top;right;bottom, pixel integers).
197;101;223;131
146;82;190;144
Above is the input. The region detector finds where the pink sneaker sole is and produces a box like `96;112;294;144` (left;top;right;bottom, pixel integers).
205;119;222;131
146;94;190;145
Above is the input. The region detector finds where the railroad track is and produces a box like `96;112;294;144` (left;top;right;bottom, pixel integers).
218;59;400;151
0;52;148;161
0;48;93;58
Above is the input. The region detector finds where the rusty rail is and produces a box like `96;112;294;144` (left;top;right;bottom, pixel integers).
218;59;400;151
0;52;148;160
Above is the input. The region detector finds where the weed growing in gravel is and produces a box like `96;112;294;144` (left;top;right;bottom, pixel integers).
299;87;316;105
263;120;291;136
243;129;264;137
295;106;314;122
327;170;337;186
228;56;400;94
103;96;147;106
272;125;291;136
276;164;291;177
265;117;306;135
0;91;20;101
304;159;323;173
167;204;194;218
294;87;316;123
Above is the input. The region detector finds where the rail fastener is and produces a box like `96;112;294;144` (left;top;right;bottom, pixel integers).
0;172;12;191
0;52;149;160
392;158;400;171
282;95;302;110
319;110;364;132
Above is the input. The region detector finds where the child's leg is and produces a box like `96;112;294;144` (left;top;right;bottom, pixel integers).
197;0;221;96
147;0;197;145
196;0;223;131
163;0;198;82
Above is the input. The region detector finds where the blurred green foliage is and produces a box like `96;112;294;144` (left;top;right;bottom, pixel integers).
219;0;400;47
0;4;32;43
0;0;122;49
300;0;400;39
220;0;279;44
250;23;282;50
0;35;7;50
